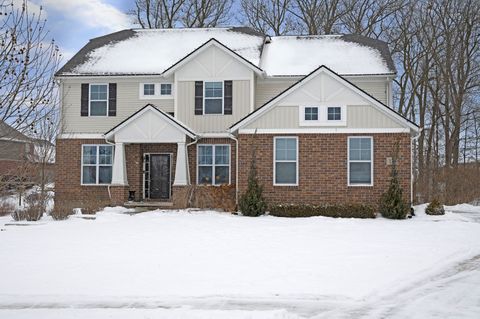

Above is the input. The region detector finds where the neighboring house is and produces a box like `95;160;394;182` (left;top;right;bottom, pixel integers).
54;27;419;209
0;121;54;183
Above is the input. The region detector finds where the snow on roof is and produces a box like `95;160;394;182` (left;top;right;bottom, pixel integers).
71;28;264;75
261;35;392;76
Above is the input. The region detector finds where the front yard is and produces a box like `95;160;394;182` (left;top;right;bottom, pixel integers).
1;206;479;318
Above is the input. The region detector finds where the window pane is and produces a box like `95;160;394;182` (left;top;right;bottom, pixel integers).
350;162;371;184
305;107;318;121
215;145;229;165
198;146;212;164
82;146;97;164
160;84;171;95
328;107;341;120
349;138;371;160
215;166;229;184
90;85;107;100
205;82;222;98
90;101;107;116
275;162;296;184
99;146;113;164
361;150;371;161
361;138;371;149
275;138;296;161
144;84;155;95
205;99;222;114
82;166;96;184
198;166;213;184
99;166;112;184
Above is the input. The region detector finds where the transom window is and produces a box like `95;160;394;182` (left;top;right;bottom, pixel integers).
204;81;223;114
304;107;319;121
348;137;373;186
198;144;230;185
82;145;113;185
328;107;342;121
274;137;298;185
89;84;108;116
143;84;155;95
160;83;172;95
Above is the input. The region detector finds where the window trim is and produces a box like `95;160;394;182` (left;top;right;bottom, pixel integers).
81;144;114;186
160;83;172;96
327;106;342;121
143;83;156;96
196;144;231;185
139;82;174;99
299;105;347;126
273;136;299;186
203;80;224;115
88;83;109;117
347;136;374;187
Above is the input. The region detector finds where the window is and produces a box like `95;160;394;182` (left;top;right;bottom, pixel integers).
274;137;298;185
160;83;172;95
82;145;113;185
348;137;373;186
197;144;230;185
143;84;155;95
204;81;223;114
89;84;108;116
304;107;318;121
328;107;341;121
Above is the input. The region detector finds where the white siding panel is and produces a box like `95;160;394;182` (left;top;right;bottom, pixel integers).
255;80;297;108
347;79;388;105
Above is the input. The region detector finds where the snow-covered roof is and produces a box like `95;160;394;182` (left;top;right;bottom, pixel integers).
261;35;393;76
56;28;396;77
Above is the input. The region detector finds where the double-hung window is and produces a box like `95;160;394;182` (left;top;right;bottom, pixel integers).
82;145;113;185
204;81;223;114
348;137;373;186
89;84;108;116
274;137;298;185
198;144;230;185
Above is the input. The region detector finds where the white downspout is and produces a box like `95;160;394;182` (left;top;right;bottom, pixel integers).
228;133;239;206
410;128;423;205
104;136;115;200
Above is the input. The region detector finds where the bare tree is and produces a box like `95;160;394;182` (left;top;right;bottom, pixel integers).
130;0;186;28
182;0;233;27
289;0;346;35
0;0;61;137
240;0;295;35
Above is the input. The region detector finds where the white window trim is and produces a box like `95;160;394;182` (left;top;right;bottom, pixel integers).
347;136;374;187
299;105;347;126
203;80;224;115
89;83;109;117
81;144;113;185
273;136;299;186
160;83;173;96
143;83;156;96
196;144;231;185
139;82;174;99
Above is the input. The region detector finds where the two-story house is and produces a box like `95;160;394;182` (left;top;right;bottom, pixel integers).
55;27;419;210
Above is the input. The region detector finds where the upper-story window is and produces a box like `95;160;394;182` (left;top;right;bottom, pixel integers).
143;84;155;96
304;107;319;121
160;83;172;95
327;107;341;121
299;105;346;126
90;84;108;116
204;81;223;114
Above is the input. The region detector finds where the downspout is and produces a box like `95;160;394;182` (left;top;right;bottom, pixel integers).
410;128;423;205
104;135;115;200
228;133;239;207
186;136;200;184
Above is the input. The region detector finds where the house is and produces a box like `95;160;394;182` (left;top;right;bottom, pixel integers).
54;27;419;210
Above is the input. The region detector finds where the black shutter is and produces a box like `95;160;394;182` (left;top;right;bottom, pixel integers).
194;81;203;115
81;84;89;116
108;83;117;116
224;81;232;115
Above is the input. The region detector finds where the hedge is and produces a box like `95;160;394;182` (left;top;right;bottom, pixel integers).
269;203;376;219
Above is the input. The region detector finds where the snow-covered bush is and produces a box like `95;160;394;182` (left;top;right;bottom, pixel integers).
426;199;445;215
0;201;15;217
269;204;376;218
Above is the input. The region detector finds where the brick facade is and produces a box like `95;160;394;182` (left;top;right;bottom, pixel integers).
237;133;411;207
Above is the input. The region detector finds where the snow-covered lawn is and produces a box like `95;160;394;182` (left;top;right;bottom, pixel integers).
1;206;479;318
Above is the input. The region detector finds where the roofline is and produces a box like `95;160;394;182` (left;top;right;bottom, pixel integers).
104;104;196;139
229;65;418;132
161;38;264;77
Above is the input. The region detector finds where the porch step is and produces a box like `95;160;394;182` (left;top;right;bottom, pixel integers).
124;201;174;208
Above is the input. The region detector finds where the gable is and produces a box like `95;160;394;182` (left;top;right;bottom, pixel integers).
175;44;255;80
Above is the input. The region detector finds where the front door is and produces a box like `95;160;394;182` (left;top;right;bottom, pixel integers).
150;154;171;200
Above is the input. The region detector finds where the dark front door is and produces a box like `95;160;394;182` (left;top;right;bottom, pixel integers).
150;154;171;200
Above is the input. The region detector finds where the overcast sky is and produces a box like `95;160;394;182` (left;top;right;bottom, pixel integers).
28;0;134;63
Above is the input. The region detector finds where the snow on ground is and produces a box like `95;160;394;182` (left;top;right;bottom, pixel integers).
0;205;479;318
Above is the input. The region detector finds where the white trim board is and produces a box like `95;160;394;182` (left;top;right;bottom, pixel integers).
58;133;106;139
238;128;410;134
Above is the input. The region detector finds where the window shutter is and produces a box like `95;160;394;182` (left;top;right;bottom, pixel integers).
80;84;89;116
108;83;117;116
224;81;233;115
194;81;203;115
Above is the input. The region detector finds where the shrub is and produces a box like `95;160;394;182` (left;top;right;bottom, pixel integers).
425;199;445;215
11;209;26;221
23;193;43;221
379;143;409;219
51;202;74;220
0;202;15;217
269;203;376;218
239;151;267;217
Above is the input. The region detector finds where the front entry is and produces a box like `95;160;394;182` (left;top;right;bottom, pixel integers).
147;154;171;200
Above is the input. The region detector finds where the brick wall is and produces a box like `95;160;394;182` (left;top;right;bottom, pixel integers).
238;133;411;207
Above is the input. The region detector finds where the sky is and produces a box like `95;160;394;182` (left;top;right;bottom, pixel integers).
28;0;135;64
